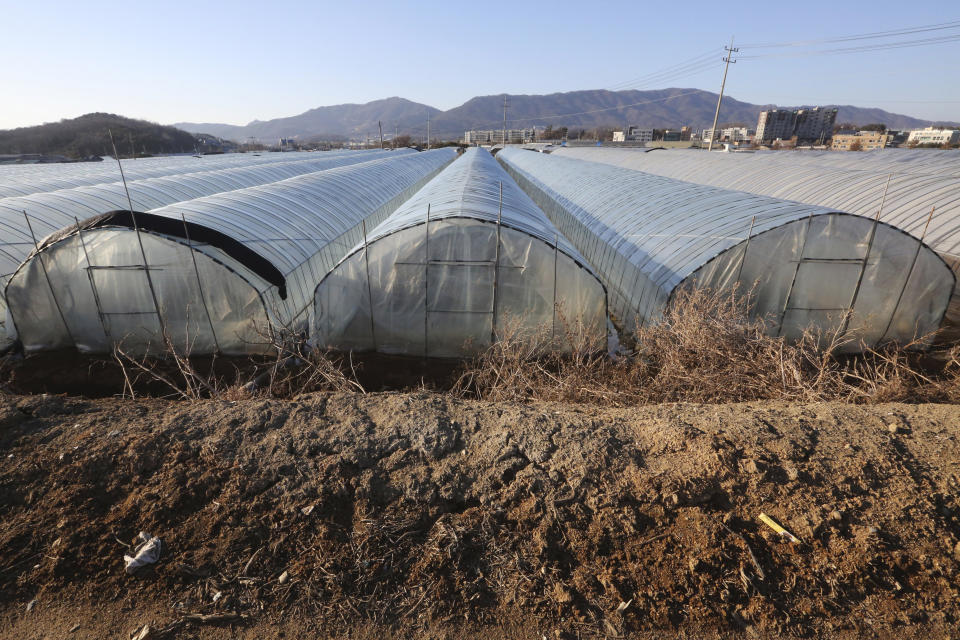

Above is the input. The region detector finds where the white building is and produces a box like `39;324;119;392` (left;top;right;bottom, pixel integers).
908;127;960;146
464;129;536;145
702;127;753;143
464;130;492;144
613;131;626;142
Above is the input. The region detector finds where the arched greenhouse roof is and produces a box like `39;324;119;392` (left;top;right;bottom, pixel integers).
342;147;593;269
551;147;960;259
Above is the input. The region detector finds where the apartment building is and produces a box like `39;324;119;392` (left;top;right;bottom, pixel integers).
795;107;838;143
702;127;753;143
464;129;536;144
831;132;891;151
755;106;837;144
755;109;797;144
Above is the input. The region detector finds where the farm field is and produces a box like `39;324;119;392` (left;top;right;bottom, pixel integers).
2;391;959;639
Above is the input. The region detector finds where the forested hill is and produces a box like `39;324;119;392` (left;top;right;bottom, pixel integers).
0;113;200;158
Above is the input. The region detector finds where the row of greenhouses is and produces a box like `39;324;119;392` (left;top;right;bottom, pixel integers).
2;147;958;358
5;149;453;354
0;150;349;198
0;150;407;350
499;148;954;348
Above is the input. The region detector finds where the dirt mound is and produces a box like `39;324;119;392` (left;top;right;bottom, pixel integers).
2;392;960;638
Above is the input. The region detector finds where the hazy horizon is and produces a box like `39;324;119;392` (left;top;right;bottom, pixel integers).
2;0;958;129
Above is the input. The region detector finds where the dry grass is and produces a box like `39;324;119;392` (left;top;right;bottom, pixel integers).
248;326;365;397
453;287;960;406
111;324;364;401
61;288;960;404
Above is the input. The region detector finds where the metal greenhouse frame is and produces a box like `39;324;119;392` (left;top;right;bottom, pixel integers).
313;148;608;357
5;149;456;355
499;148;954;349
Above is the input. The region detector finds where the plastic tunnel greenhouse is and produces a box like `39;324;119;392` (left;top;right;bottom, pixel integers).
5;148;456;355
552;147;960;334
0;151;347;199
313;148;608;357
0;149;408;349
498;148;955;348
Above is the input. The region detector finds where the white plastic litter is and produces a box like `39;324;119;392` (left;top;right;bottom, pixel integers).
123;532;162;574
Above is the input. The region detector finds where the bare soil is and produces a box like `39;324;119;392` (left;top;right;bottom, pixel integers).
2;391;960;639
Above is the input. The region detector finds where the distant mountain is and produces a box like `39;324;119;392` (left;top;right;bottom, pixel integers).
428;89;948;136
175;97;440;142
0;113;200;158
172;89;952;141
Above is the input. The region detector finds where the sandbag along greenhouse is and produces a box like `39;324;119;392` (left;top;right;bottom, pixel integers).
0;150;405;350
313;148;607;357
498;148;954;348
5;149;455;355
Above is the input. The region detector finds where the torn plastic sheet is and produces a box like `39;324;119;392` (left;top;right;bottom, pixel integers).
124;531;162;574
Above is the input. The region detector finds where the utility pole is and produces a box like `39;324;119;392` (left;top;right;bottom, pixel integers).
707;36;738;152
394;125;398;149
426;113;430;150
378;121;384;150
502;95;509;148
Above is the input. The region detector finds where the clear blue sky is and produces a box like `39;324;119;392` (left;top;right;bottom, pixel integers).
2;0;958;129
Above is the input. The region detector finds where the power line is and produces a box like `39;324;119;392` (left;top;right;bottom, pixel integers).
610;59;722;92
607;49;719;90
739;33;960;59
740;18;960;48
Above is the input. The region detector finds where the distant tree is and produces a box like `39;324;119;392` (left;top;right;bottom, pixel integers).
860;123;887;132
539;125;568;141
593;126;616;141
393;134;412;148
833;122;858;134
849;139;864;152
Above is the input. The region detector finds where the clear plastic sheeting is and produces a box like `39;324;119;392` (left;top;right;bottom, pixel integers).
6;149;457;355
0;149;406;347
0;151;356;199
552;146;960;336
313;148;607;357
498;148;954;349
8;230;268;355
